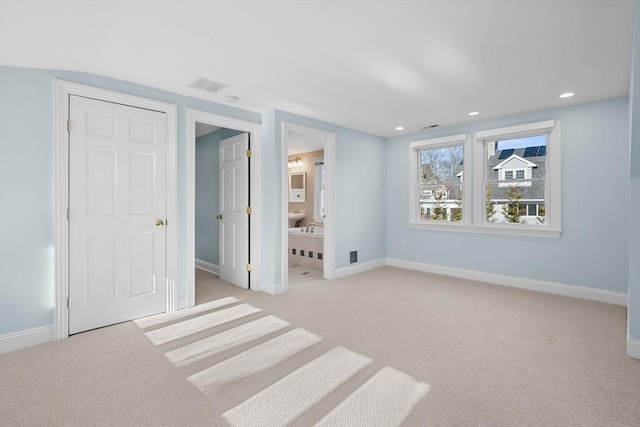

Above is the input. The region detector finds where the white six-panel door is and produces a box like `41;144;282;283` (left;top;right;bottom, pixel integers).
68;95;167;334
219;133;249;289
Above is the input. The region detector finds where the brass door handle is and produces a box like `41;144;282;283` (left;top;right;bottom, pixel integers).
156;219;165;227
217;214;223;220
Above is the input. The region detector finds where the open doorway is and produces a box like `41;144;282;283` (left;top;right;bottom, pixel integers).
282;123;336;292
186;110;262;309
194;124;249;302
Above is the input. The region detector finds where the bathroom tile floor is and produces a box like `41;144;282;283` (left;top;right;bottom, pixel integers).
288;265;325;290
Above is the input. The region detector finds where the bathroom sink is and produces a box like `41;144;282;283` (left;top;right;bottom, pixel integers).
288;210;305;227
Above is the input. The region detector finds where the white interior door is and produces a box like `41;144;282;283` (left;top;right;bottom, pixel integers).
218;133;249;289
68;95;167;334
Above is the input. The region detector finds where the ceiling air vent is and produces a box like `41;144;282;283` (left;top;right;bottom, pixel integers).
188;77;229;94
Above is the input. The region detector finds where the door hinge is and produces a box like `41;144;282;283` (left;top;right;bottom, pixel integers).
246;149;252;158
67;297;70;309
246;206;252;215
165;219;168;226
246;264;252;272
67;208;70;221
67;119;71;133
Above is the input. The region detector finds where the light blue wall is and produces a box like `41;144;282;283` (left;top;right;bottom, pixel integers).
628;0;640;342
386;97;630;293
261;110;387;287
0;65;260;335
0;67;56;334
195;128;244;266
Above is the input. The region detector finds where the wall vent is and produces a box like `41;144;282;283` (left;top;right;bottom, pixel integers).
188;77;229;94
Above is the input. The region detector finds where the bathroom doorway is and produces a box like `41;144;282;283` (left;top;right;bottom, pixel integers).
282;123;336;291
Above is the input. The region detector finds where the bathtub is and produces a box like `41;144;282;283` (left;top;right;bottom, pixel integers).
288;227;324;236
288;227;324;270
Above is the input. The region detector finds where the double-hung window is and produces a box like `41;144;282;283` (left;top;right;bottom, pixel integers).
473;120;561;236
409;134;471;229
410;120;561;237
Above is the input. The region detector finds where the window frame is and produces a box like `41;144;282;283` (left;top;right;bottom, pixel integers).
408;120;561;238
409;134;472;230
472;120;561;238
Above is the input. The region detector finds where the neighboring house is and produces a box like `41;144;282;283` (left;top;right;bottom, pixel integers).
487;145;547;224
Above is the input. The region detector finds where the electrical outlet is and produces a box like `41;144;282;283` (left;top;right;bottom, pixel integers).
349;251;358;264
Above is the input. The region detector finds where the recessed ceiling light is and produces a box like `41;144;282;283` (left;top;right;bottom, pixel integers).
468;111;480;116
559;92;575;98
395;126;404;131
224;96;239;103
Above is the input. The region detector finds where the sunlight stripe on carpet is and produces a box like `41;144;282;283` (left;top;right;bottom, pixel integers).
164;315;290;367
222;347;371;427
188;328;322;395
314;367;430;427
134;297;239;329
144;303;260;345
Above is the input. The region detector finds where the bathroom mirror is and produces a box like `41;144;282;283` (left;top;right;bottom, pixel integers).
289;172;306;202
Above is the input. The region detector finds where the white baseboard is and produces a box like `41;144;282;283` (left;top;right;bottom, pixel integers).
386;258;628;306
0;324;54;354
628;337;640;359
195;259;219;275
335;259;387;279
260;281;283;295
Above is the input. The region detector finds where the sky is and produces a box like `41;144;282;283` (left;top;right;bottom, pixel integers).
497;134;547;150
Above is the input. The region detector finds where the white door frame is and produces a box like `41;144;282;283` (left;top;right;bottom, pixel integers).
282;123;336;291
54;80;178;340
186;109;262;307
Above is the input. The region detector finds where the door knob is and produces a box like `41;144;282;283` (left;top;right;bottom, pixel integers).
217;214;223;220
155;219;165;227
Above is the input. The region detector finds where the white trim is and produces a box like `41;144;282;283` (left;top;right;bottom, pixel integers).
282;123;337;293
187;109;262;304
195;259;219;275
627;337;640;359
386;258;628;306
409;222;561;238
54;80;177;341
334;259;387;279
410;133;468;148
260;281;283;296
0;325;54;354
476;120;555;140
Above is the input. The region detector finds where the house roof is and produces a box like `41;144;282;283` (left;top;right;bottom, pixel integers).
493;154;538;170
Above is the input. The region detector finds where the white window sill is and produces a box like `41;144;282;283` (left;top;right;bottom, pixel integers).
409;222;562;238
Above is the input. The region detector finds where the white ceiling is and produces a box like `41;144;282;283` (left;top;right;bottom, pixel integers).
0;1;634;137
195;123;220;138
288;131;324;155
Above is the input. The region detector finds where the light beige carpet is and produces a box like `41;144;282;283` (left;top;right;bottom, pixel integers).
1;267;639;426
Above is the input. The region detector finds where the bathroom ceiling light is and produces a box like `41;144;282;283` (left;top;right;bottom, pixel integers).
468;111;480;116
395;126;404;131
288;157;302;168
559;92;575;98
224;95;239;103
